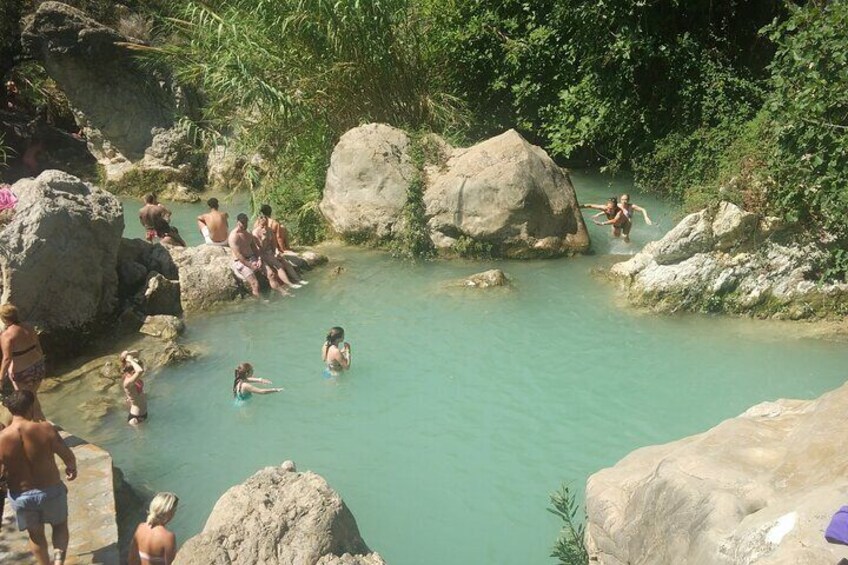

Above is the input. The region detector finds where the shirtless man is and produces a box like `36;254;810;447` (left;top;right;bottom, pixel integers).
580;197;630;240
228;213;262;298
253;215;298;296
0;391;77;565
139;194;172;243
258;204;307;284
197;198;229;246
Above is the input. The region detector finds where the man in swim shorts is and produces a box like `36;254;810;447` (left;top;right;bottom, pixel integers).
228;213;262;298
197;197;230;246
0;391;77;565
139;194;172;243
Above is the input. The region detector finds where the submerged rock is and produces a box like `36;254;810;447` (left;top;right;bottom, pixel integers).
461;269;510;288
609;202;848;318
586;382;848;565
320;124;590;258
0;170;123;354
174;462;385;565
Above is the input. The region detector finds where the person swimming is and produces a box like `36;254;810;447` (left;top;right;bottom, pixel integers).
580;197;630;240
617;193;653;242
232;363;282;402
321;327;351;376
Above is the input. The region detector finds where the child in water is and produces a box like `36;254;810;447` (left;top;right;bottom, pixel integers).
322;327;351;376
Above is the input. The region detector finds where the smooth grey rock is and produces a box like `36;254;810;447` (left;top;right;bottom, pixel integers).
321;123;413;239
0;170;123;340
424;129;589;258
651;210;714;265
586;383;848;565
174;464;384;565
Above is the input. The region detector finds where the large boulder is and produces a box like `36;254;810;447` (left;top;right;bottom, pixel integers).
321;124;413;240
174;462;385;565
586;382;848;565
424;129;589;258
0;170;123;350
165;245;246;311
609;202;848;318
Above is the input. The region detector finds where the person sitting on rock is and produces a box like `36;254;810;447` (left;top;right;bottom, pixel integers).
121;351;148;426
232;363;283;402
139;194;172;243
0;390;77;565
253;214;301;296
321;327;351;376
259;204;310;278
156;223;186;247
0;303;47;421
196;197;229;246
228;213;263;298
128;492;179;565
580;197;630;240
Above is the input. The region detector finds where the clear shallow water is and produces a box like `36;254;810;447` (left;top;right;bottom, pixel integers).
47;173;848;565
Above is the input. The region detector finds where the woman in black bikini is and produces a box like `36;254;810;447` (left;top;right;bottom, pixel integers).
121;351;148;426
0;303;46;420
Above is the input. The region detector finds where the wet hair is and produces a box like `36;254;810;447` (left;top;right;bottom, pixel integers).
608;196;618;205
3;390;35;416
237;213;249;226
326;327;345;346
144;193;156;204
233;362;253;397
146;492;179;527
259;204;272;217
207;197;219;210
0;303;20;325
621;193;630;200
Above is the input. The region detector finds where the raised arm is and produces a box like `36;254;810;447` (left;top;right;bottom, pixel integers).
580;203;606;211
634;204;653;225
124;358;145;384
247;377;272;385
241;382;283;395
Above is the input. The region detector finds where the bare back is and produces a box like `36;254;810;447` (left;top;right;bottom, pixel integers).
0;420;62;493
139;204;169;230
1;323;43;372
267;218;289;253
133;523;177;564
199;210;229;243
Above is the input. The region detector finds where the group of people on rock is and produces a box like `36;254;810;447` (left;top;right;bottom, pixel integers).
139;194;308;298
580;193;652;243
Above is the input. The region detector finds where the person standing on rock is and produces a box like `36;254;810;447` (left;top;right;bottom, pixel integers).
580;197;630;240
0;303;47;421
228;214;263;298
139;194;172;243
232;363;283;401
196;197;229;246
121;351;148;426
253;215;301;296
0;390;77;565
128;492;179;565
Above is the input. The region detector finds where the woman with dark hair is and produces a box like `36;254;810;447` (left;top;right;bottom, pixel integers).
232;363;282;402
321;327;351;376
0;303;46;420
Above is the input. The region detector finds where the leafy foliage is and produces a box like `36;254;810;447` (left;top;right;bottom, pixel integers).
549;483;588;565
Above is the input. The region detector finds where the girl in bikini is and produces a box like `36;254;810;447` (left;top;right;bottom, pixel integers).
618;193;653;242
321;327;351;376
121;351;148;426
0;303;47;420
232;363;283;402
128;492;179;564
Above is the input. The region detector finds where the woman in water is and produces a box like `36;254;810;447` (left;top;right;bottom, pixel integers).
321;327;351;376
232;362;283;401
581;197;630;239
0;303;47;420
618;193;653;242
121;350;148;426
128;492;179;565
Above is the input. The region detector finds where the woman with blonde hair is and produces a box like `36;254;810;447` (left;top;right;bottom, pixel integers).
128;492;179;564
0;303;46;420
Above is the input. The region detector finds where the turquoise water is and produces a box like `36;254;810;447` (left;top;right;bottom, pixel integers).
49;173;848;565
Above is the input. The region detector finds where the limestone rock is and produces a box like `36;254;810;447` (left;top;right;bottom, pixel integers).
461;269;510;288
143;273;182;316
651;209;714;265
139;315;184;341
174;464;384;565
425;129;589;258
166;245;245;311
206;145;247;192
0;171;123;350
160;182;201;203
712;201;760;251
586;383;848;565
321;124;413;239
22;2;174;162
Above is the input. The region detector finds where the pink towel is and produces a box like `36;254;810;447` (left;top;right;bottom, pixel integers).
0;185;17;211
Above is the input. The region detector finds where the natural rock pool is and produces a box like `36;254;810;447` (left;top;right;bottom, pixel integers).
43;172;848;565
